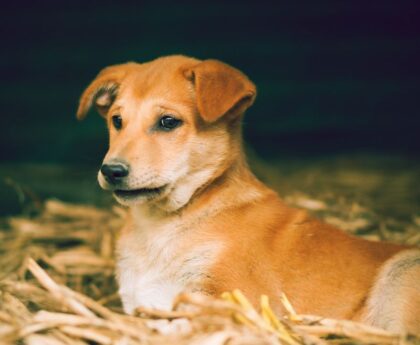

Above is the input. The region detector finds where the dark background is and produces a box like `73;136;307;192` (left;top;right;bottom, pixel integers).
1;0;419;165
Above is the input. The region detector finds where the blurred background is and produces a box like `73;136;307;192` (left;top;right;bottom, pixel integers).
1;0;419;216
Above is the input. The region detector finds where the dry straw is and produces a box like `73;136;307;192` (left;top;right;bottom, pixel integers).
0;199;419;345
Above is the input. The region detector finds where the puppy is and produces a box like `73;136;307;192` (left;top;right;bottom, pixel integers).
77;55;420;335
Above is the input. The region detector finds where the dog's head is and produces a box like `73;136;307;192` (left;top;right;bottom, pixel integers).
77;55;256;212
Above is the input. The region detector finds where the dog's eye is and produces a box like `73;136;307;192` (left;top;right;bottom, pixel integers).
158;115;182;131
112;115;122;130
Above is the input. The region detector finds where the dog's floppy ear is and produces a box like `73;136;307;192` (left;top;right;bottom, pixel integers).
184;60;256;122
76;63;136;120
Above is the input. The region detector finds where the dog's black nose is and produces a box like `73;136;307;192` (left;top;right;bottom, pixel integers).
101;163;129;183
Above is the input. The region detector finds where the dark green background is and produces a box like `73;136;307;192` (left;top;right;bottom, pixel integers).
1;0;419;165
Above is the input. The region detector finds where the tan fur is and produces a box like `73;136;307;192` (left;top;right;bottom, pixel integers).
78;55;420;335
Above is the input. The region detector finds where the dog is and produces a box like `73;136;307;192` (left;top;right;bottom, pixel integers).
77;55;420;335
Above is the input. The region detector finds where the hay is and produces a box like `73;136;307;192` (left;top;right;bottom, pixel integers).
0;198;419;345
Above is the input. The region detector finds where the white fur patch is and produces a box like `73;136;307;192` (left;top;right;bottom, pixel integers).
364;249;420;334
116;209;222;314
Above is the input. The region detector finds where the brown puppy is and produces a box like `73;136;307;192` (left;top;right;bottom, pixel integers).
77;55;420;335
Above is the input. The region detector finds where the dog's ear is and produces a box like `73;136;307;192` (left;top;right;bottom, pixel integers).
184;60;256;122
76;63;136;120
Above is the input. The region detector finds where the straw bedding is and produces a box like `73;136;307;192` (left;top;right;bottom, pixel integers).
0;171;419;344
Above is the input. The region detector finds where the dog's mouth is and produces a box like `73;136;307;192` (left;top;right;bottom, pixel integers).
114;185;167;200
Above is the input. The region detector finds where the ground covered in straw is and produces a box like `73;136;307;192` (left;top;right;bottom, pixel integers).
0;155;419;344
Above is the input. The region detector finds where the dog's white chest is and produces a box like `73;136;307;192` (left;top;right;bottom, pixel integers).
117;258;182;313
116;215;221;314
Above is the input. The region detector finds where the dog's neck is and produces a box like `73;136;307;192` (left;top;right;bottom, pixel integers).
186;154;268;213
129;152;269;223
